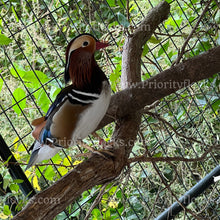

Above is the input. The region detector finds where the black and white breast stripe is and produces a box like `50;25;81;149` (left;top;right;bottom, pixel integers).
67;89;99;105
45;86;100;119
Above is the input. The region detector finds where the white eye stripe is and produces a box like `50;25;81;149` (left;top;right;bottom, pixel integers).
66;40;90;67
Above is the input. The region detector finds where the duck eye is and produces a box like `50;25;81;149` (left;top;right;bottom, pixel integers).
82;41;89;47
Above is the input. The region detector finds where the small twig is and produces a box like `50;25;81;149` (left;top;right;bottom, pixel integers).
147;186;163;220
84;183;108;220
194;182;218;216
147;163;177;220
0;0;11;19
128;144;219;164
143;100;160;111
120;167;131;207
173;0;212;65
214;0;220;9
88;0;91;23
186;86;195;114
0;160;78;168
154;32;184;37
144;56;162;72
197;30;217;37
126;0;130;22
167;187;202;220
103;50;114;74
181;0;195;11
140;132;198;218
141;130;203;219
144;110;204;145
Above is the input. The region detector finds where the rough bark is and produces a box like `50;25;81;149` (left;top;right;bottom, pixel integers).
121;0;170;86
12;1;220;219
98;45;220;130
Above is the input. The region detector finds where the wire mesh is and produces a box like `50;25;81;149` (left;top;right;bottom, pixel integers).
0;0;219;219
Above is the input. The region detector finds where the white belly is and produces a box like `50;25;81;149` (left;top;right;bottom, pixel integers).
72;81;111;140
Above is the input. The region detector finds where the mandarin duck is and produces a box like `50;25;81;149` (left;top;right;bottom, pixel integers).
26;34;111;169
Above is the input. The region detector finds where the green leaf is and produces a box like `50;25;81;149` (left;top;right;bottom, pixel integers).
148;36;161;44
10;64;50;89
116;189;122;199
117;12;129;27
108;21;118;28
63;156;72;166
164;16;182;30
3;155;12;165
22;70;50;88
158;40;169;57
3;205;11;216
34;89;50;113
153;152;162;157
117;0;126;8
109;186;117;195
35;166;46;178
11;6;19;22
69;206;80;217
10;64;26;78
3;178;10;190
104;209;111;219
214;9;220;23
217;35;220;46
18;144;26;152
106;0;115;7
132;143;143;154
13;179;24;184
44;166;55;180
118;206;124;215
51;153;62;164
50;86;61;101
142;43;149;57
0;77;3;92
58;167;68;176
10;183;19;192
92;208;101;219
212;99;220;112
110;63;121;92
196;97;207;107
12;88;26;115
164;168;173;180
0;34;12;46
177;109;186;120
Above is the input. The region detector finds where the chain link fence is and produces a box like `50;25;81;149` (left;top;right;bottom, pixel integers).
0;0;219;219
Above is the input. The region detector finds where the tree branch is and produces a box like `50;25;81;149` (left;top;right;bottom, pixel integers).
12;1;220;219
13;2;171;219
127;144;220;164
174;0;212;65
98;45;220;130
121;0;170;86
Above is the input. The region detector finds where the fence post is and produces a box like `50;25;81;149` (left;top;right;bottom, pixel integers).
0;135;36;199
156;165;220;220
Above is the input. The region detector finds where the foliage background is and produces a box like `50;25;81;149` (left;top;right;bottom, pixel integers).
0;0;219;219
